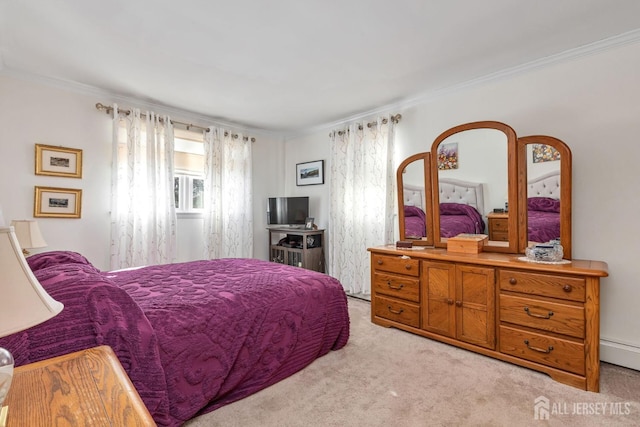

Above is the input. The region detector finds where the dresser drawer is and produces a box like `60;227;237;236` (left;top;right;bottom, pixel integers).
491;218;508;232
372;253;420;277
499;270;585;302
500;294;585;338
374;295;420;328
499;325;584;375
490;231;509;242
373;272;420;302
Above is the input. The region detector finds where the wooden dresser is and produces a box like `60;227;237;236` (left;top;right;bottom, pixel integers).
369;245;607;391
3;346;155;426
487;212;509;241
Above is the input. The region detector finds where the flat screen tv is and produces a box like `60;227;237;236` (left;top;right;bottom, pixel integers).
267;197;309;226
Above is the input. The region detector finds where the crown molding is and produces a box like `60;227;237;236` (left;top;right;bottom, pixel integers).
0;68;282;139
284;28;640;139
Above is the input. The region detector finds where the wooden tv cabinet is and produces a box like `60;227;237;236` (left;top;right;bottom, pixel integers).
368;245;608;391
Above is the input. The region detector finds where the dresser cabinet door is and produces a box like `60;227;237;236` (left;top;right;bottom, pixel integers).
455;265;496;349
421;261;456;338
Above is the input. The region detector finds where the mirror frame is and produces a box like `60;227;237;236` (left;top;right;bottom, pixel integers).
517;135;572;258
397;152;434;246
430;121;518;253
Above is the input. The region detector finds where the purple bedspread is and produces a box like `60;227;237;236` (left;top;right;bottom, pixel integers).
527;197;561;243
0;253;350;426
404;205;426;238
440;203;485;237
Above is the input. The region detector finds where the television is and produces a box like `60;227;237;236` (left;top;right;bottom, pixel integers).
267;197;309;226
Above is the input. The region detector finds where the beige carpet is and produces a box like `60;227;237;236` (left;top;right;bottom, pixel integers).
185;298;640;427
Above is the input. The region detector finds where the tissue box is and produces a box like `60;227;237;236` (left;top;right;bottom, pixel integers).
447;234;488;254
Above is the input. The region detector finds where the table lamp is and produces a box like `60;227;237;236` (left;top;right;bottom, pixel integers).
0;226;64;423
9;220;47;255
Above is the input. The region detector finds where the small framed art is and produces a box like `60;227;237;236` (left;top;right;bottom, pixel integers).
34;186;82;218
305;217;315;230
35;144;83;178
296;160;324;186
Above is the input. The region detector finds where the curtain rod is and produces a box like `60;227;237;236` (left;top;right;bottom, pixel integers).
329;114;402;137
95;103;256;142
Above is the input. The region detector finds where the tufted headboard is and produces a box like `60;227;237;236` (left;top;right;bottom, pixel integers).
403;183;426;210
439;178;485;216
528;170;561;199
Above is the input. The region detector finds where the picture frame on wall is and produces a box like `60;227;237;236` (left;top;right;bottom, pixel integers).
296;160;324;186
35;144;83;178
34;186;82;218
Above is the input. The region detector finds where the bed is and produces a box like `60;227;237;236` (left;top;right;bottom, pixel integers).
403;183;427;238
402;178;486;238
438;178;486;237
0;252;350;426
527;170;561;243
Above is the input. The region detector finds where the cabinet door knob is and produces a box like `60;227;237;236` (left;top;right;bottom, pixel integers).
509;278;517;285
563;284;572;292
446;298;454;305
455;300;462;307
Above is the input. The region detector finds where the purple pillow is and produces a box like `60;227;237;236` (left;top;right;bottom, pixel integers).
528;197;560;213
26;251;100;273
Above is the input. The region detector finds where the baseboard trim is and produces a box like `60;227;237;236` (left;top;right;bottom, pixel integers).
600;339;640;371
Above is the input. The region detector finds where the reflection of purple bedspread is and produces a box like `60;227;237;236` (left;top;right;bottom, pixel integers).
440;203;485;237
404;205;426;238
528;210;560;243
1;253;350;426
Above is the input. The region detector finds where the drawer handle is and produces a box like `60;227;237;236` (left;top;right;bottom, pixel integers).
387;305;404;315
405;265;412;270
563;284;572;292
524;307;554;319
386;280;404;291
524;340;554;354
377;259;383;265
509;277;517;285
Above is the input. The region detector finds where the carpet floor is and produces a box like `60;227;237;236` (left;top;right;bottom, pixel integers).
185;297;640;427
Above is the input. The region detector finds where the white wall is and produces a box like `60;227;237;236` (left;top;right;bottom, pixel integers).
0;74;282;269
284;41;640;369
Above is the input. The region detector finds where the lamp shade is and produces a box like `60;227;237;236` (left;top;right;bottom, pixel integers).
10;220;47;250
0;227;63;338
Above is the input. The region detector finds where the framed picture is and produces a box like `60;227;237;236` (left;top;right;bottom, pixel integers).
532;144;561;163
35;144;83;178
34;186;82;218
296;160;324;186
305;217;315;230
437;142;458;170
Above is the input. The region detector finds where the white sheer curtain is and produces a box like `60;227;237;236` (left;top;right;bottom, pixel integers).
328;115;396;296
110;104;177;269
203;127;253;259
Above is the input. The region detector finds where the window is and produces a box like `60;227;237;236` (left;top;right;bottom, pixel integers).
174;132;205;215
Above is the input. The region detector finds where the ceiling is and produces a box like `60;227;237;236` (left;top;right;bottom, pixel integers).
1;1;640;134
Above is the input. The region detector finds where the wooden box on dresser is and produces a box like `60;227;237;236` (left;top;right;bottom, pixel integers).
369;245;608;392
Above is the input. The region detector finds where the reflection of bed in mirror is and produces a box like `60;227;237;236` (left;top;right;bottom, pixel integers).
403;183;427;238
527;170;561;243
438;178;485;237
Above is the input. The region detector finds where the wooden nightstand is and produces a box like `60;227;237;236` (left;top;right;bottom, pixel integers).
487;212;509;241
3;346;155;426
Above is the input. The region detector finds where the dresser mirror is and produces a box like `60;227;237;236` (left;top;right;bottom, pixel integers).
397;152;433;245
430;121;518;253
517;135;572;258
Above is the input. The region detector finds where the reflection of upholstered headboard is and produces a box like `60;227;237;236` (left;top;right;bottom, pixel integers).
439;178;484;216
528;170;561;199
403;184;425;210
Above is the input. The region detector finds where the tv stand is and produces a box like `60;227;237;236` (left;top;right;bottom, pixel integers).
268;228;325;273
